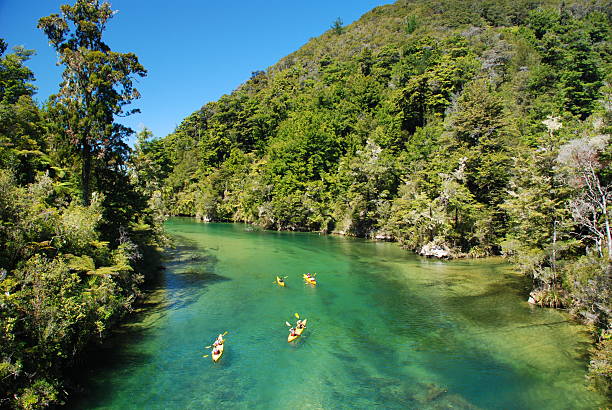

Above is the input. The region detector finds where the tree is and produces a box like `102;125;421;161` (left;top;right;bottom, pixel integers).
557;134;611;259
0;40;36;104
331;17;344;35
526;9;606;119
0;40;48;186
405;15;418;34
332;140;399;237
446;80;513;208
38;0;146;205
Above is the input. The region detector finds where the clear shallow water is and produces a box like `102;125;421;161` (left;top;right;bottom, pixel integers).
72;219;605;409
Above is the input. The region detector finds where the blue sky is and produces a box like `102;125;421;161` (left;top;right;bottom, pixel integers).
1;0;394;142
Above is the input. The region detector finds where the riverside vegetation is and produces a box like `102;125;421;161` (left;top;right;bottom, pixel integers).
0;1;165;407
1;0;610;407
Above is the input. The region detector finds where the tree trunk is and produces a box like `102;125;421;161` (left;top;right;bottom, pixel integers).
552;219;557;283
429;204;434;241
82;140;91;206
603;196;611;260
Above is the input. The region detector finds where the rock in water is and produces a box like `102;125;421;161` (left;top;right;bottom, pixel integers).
419;242;452;259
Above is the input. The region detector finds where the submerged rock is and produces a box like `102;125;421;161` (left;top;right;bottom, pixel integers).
412;382;479;409
412;382;448;403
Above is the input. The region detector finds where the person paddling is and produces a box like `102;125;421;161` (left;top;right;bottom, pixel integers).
296;319;305;330
289;327;297;337
213;334;224;347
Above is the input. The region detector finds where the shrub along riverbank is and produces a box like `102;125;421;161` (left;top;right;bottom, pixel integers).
0;1;165;407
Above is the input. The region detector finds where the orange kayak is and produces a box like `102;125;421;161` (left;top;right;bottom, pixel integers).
288;319;307;342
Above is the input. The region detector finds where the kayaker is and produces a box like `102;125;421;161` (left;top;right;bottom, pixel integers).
289;327;297;336
278;277;284;283
213;334;224;347
296;320;305;329
212;346;221;355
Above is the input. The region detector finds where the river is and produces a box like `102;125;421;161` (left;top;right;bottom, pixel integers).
71;218;605;409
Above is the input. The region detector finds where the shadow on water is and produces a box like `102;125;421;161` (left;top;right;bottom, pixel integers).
442;276;532;329
160;236;230;313
66;236;226;408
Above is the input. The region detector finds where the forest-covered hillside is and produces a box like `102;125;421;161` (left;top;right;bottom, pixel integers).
134;0;611;396
1;0;610;407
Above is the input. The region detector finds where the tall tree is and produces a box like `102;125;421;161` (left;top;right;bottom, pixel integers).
0;40;45;183
38;0;146;205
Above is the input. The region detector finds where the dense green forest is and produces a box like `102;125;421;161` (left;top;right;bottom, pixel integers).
0;0;610;407
0;1;164;407
134;0;611;398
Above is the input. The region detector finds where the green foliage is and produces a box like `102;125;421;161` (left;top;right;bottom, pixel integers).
395;38;480;133
588;336;612;397
14;379;58;409
1;3;164;407
0;167;156;406
2;0;608;403
524;8;607;119
0;44;46;185
331;17;344;35
0;43;36;105
446;80;514;208
405;15;419;34
386;181;449;248
563;253;611;396
267;111;341;183
332;141;399;236
38;0;146;205
152;0;609;253
565;254;611;328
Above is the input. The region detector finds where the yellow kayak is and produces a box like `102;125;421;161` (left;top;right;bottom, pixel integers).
276;276;286;287
288;319;307;343
303;274;317;286
212;342;224;362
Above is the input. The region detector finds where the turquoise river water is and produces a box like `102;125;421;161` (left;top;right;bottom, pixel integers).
71;219;606;409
